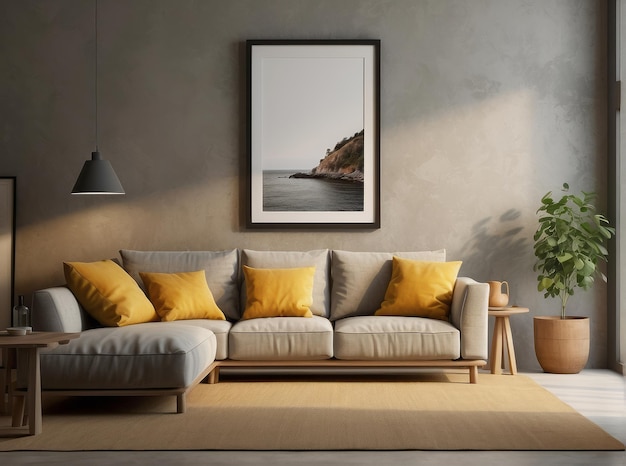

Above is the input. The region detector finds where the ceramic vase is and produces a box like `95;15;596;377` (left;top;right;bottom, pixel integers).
488;281;509;307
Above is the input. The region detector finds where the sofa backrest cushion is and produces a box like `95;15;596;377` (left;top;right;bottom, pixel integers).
240;249;330;317
120;249;240;321
330;250;446;321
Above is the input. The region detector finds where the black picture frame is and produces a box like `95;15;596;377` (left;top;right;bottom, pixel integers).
246;40;380;229
0;177;16;328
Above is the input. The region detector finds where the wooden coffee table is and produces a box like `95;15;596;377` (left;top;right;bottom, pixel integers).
0;331;79;436
488;306;529;375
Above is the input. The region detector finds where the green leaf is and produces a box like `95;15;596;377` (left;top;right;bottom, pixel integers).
580;276;594;289
580;260;595;276
557;253;573;263
541;191;554;204
599;226;613;239
538;277;553;291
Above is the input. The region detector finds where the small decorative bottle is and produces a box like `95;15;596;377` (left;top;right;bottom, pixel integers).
12;295;31;327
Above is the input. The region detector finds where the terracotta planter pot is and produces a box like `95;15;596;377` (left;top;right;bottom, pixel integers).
533;316;590;374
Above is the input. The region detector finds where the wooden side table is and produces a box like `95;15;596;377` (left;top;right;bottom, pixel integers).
488;306;529;375
0;331;79;436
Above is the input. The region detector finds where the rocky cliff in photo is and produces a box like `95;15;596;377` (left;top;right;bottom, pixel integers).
290;130;364;182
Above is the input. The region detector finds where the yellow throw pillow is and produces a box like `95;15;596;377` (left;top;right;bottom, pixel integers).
64;259;158;327
242;265;315;320
139;270;226;322
375;257;462;321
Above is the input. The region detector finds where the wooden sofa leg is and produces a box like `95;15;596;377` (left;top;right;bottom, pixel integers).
176;394;186;414
469;366;478;384
207;367;220;385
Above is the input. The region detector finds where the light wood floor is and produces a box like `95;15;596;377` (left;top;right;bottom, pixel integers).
1;369;625;466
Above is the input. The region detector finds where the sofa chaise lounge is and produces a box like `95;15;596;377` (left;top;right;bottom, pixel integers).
31;249;489;413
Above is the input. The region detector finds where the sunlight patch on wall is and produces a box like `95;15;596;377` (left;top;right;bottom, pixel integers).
383;88;538;263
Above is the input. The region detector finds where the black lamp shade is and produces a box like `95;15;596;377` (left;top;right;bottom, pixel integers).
71;151;125;195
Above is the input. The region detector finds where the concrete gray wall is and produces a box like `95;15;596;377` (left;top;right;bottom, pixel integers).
0;0;608;371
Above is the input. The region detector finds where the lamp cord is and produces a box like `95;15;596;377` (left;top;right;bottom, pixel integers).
94;0;98;152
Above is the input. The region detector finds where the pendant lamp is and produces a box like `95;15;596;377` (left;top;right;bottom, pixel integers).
72;0;124;195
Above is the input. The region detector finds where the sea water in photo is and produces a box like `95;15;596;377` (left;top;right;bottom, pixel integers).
263;170;364;211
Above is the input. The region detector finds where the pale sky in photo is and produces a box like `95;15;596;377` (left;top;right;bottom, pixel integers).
261;57;364;171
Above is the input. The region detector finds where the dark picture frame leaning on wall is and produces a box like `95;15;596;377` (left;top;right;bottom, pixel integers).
246;40;380;229
0;177;16;328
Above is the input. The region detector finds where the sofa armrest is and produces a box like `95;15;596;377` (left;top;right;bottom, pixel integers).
32;287;96;332
450;277;489;360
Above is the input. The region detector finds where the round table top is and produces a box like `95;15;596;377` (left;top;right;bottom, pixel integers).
488;306;529;316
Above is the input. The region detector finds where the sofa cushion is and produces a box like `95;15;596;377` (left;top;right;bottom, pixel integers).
162;319;231;360
33;287;99;333
120;249;240;321
64;260;158;327
330;250;446;321
140;270;226;322
375;257;462;321
334;315;460;360
40;323;217;389
240;249;330;317
241;266;315;319
229;315;333;360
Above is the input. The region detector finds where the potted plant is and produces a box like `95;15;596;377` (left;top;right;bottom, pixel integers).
532;183;614;373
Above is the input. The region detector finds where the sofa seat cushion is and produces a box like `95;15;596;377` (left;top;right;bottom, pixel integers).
229;315;333;360
39;323;217;390
162;319;231;360
333;316;460;360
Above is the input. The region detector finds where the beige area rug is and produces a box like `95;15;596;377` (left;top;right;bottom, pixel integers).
0;372;623;451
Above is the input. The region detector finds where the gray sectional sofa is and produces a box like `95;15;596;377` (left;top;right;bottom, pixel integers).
31;249;489;413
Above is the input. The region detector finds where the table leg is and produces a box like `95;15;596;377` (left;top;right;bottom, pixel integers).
503;316;518;375
11;394;25;427
2;348;18;416
0;349;6;415
26;347;42;435
490;317;504;374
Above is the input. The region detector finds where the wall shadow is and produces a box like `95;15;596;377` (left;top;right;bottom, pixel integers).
460;209;529;281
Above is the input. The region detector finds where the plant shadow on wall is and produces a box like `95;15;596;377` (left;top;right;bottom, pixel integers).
460;209;529;280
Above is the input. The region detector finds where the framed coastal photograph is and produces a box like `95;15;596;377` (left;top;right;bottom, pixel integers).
246;40;380;229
